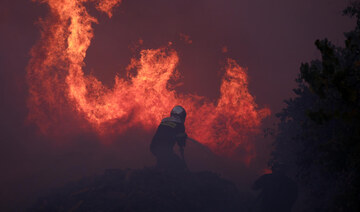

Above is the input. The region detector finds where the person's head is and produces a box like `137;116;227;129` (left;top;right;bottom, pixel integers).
170;105;186;123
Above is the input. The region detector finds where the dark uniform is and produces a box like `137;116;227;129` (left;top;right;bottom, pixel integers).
150;116;187;170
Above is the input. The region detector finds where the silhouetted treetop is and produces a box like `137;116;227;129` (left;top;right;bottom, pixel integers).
271;3;360;212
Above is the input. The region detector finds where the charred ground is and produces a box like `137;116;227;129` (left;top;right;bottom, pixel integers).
29;168;248;212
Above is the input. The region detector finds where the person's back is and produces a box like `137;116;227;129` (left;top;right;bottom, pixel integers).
150;106;187;171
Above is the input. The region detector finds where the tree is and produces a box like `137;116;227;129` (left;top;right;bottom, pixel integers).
270;3;360;211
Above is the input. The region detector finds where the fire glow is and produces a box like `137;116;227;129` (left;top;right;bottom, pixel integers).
27;0;270;163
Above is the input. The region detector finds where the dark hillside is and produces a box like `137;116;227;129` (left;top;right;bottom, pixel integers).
29;168;248;212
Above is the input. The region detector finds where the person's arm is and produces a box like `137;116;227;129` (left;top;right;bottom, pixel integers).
176;132;187;147
176;131;187;160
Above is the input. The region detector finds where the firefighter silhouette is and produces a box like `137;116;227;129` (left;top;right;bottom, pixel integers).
150;105;188;170
252;164;298;212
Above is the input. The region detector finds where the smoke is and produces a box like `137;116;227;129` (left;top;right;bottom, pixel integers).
0;0;353;210
27;0;270;162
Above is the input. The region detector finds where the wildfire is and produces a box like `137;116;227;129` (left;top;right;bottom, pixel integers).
27;0;270;163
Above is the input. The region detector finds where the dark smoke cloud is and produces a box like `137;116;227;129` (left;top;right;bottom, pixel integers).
0;0;354;210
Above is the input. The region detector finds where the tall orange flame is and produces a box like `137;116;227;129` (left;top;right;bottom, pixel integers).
27;0;270;163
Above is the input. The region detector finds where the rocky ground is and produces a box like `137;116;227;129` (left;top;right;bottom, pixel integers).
29;168;250;212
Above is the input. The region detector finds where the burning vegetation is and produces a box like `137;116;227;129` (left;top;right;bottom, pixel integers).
27;0;270;163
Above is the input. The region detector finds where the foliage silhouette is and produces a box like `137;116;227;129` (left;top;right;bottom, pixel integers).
271;3;360;211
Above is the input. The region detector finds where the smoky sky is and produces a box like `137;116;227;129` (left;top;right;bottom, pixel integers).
0;0;355;210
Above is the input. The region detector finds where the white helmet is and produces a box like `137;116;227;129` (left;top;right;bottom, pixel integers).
170;105;186;122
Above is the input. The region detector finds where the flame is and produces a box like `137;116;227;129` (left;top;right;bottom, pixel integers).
262;168;273;175
27;0;270;163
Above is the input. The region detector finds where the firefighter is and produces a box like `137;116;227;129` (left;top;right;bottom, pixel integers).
150;105;188;171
